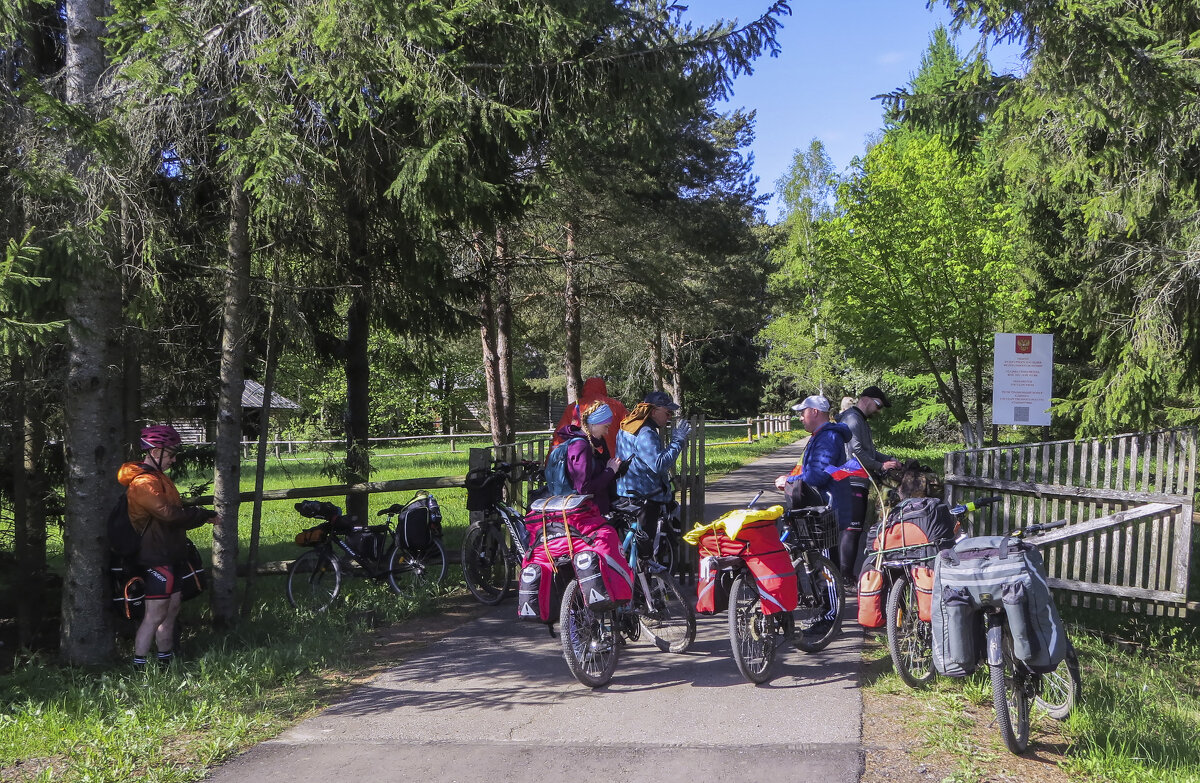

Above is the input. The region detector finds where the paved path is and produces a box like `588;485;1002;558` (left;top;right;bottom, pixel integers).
205;438;864;783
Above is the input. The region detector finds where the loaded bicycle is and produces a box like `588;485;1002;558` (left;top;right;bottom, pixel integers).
684;493;801;683
461;460;543;605
286;494;447;611
871;495;998;688
559;511;696;688
974;520;1083;752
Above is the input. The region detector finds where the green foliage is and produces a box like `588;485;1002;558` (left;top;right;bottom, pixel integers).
815;132;1032;443
931;1;1200;433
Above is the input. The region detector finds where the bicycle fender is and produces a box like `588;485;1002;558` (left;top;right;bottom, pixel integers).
986;622;1004;666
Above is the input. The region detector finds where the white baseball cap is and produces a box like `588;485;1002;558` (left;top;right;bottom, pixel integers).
791;395;830;413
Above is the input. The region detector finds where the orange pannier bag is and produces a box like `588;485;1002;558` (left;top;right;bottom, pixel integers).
910;565;935;623
857;567;885;628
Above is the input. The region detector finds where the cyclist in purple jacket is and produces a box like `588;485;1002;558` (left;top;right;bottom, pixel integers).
553;401;623;514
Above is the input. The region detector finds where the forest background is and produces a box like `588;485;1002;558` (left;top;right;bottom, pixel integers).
2;0;1200;664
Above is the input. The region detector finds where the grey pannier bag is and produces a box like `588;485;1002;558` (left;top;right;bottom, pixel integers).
932;535;1068;677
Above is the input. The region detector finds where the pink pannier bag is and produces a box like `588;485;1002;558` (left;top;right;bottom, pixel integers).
516;495;633;623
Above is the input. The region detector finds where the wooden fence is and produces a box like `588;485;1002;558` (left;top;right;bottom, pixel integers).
706;414;791;446
944;427;1197;616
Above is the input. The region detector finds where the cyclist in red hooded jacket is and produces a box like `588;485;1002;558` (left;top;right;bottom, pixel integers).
119;425;219;669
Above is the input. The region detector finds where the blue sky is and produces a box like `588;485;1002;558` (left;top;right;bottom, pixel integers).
680;1;1025;219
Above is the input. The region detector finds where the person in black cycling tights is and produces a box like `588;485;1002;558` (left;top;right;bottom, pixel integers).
118;425;219;669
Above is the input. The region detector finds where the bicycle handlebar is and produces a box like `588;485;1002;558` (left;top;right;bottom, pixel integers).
949;496;1002;515
1015;518;1068;537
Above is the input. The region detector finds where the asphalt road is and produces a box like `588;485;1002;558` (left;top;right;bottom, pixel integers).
205;437;866;783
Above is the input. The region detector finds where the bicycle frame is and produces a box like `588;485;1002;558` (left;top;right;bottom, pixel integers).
619;521;665;614
487;500;530;561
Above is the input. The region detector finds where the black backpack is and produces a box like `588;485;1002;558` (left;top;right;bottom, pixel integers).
108;492;141;561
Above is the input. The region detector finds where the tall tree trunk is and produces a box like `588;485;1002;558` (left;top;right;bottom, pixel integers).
24;402;47;644
494;227;515;444
973;349;986;448
667;330;684;410
11;353;33;648
343;195;371;521
60;0;121;666
649;329;665;391
242;261;279;615
212;172;251;624
121;222;142;457
479;284;504;445
562;220;583;404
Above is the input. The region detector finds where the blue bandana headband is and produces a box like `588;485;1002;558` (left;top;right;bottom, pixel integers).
586;403;614;425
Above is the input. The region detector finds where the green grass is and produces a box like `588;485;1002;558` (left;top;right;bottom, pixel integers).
3;428;803;783
863;612;1200;783
0;580;455;783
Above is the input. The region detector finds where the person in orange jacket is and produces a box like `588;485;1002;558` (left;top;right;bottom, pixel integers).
119;425;219;669
552;377;628;456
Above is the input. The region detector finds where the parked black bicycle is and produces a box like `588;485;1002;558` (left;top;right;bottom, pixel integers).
461;460;543;605
286;493;447;612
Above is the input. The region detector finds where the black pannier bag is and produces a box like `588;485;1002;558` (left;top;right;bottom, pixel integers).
179;538;207;601
465;467;506;511
344;525;389;563
399;492;443;550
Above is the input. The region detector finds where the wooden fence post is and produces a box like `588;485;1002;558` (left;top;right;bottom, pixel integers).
746;417;753;443
449;426;456;452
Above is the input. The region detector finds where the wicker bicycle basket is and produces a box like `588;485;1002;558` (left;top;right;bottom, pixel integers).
785;505;838;550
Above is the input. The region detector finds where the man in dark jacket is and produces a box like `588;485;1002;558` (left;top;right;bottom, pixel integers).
836;385;901;582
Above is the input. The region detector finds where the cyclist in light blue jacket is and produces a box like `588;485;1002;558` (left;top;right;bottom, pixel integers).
615;390;691;532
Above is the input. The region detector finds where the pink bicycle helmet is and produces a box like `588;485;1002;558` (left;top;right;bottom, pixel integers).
140;424;182;452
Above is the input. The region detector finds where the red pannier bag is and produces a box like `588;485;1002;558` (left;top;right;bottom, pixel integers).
695;532;746;614
910;564;935;623
696;518;797;616
516;500;633;622
857;567;885;628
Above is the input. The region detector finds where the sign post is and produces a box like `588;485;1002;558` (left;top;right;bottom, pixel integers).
993;333;1054;426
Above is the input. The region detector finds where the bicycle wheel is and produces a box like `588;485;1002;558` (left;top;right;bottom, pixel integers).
387;538;448;594
652;534;676;576
728;573;777;683
991;632;1033;754
559;578;619;688
461;522;512;605
638;571;696;653
885;573;935;688
793;552;845;653
287;549;341;612
1035;639;1082;720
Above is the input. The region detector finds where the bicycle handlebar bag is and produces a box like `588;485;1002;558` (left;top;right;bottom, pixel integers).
932;535;1066;676
465;467;506;511
867;497;957;562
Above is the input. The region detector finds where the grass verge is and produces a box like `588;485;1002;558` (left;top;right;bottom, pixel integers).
862;610;1200;783
0;579;466;783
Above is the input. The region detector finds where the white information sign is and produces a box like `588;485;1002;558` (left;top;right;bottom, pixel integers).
993;333;1054;426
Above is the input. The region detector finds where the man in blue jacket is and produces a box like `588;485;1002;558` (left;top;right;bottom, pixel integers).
616;390;690;533
774;395;853;566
